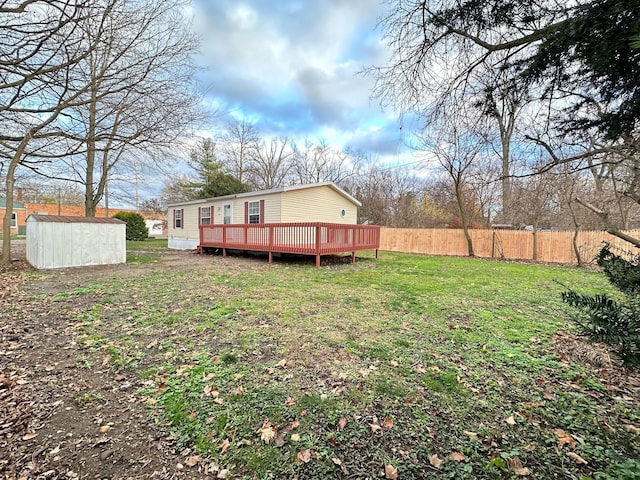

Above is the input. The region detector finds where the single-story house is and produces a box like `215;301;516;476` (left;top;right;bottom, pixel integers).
0;197;27;235
167;182;361;250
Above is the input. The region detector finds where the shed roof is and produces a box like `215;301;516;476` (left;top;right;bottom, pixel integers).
0;197;25;209
27;215;125;224
167;182;362;208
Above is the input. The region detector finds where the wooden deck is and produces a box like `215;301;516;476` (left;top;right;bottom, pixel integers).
198;222;380;267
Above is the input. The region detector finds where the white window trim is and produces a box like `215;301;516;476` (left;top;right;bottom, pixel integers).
200;206;211;225
10;211;17;227
248;201;260;224
174;209;182;229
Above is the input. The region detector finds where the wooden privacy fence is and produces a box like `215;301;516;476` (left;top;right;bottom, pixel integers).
380;228;640;265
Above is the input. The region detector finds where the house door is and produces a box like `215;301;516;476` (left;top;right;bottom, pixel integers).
223;203;232;224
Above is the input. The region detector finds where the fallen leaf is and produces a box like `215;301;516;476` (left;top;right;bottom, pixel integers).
185;455;201;467
428;454;442;468
370;423;382;432
22;432;38;441
99;425;111;433
382;418;394;430
389;360;399;367
232;386;244;396
415;365;426;373
236;439;252;446
464;431;480;442
219;439;230;454
188;411;197;420
506;416;516;426
553;428;576;449
624;424;640;435
276;359;287;368
216;469;229;479
296;449;312;464
285;397;296;406
259;424;277;443
566;452;588;465
146;339;158;349
506;456;531;476
337;417;347;431
385;464;398;479
290;433;300;442
449;451;466;461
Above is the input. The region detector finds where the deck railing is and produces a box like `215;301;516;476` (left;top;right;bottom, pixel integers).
199;222;380;267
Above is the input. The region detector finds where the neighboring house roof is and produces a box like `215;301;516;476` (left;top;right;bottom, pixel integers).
167;182;362;208
28;215;125;224
0;197;26;209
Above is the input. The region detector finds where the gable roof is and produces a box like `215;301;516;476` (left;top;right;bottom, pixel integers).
0;197;26;209
167;182;362;207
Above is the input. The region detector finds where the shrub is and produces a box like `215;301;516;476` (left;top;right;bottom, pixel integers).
113;211;148;241
562;243;640;368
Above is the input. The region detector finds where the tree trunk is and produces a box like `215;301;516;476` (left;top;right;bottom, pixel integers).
455;181;475;257
2;138;30;264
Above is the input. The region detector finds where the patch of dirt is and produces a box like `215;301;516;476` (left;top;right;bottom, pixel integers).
0;246;253;480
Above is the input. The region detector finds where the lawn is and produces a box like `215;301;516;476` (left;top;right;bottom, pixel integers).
54;242;639;479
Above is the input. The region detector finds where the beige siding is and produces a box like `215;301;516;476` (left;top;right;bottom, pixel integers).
168;204;201;241
228;194;282;223
280;186;357;224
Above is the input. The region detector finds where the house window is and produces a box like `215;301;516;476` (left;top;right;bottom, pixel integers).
200;206;211;225
11;212;17;227
223;203;232;224
174;209;182;228
248;201;260;224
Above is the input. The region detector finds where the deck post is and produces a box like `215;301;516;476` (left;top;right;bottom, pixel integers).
223;248;227;257
376;249;379;259
269;251;273;263
315;225;321;268
351;251;356;263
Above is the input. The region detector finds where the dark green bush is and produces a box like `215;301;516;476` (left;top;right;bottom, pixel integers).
113;211;148;241
562;244;640;368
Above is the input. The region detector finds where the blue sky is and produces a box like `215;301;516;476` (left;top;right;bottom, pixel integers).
188;0;409;157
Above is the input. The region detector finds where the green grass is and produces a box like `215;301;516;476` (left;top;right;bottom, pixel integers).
47;250;639;479
126;238;167;263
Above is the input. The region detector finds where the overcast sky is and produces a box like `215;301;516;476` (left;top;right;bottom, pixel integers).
188;0;412;158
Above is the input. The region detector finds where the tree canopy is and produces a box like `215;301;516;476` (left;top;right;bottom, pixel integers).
373;0;640;140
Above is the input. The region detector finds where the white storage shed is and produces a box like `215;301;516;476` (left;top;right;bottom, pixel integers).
26;215;126;269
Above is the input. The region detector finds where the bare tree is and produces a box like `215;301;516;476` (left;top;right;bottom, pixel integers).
291;139;359;185
220;119;260;184
418;118;487;256
248;137;294;190
0;0;109;263
58;0;201;216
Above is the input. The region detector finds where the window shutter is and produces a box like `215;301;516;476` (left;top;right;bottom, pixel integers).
259;199;265;224
181;209;184;229
244;202;248;224
198;207;201;225
211;205;215;224
173;209;176;229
